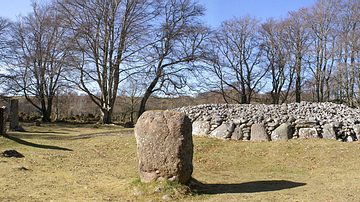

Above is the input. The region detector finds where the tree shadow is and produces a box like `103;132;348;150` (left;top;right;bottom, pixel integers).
194;180;306;194
7;132;72;140
2;134;73;151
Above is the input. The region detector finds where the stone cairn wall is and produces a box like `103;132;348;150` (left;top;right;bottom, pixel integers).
171;102;360;142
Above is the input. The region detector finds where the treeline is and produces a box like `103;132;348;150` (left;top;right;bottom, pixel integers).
0;0;360;123
0;94;200;123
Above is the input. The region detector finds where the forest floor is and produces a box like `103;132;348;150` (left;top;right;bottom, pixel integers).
1;122;360;201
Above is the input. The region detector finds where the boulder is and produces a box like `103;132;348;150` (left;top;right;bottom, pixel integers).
271;123;293;141
250;123;269;141
209;122;235;139
134;111;193;184
192;121;210;136
322;124;336;140
299;128;318;139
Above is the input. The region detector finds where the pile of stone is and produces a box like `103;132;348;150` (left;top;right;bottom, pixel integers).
171;102;360;142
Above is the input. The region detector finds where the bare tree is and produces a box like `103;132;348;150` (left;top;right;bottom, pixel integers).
5;2;71;122
334;0;360;106
0;17;11;62
283;8;312;103
60;0;155;123
0;17;11;93
208;15;266;104
118;78;142;123
260;17;293;104
306;0;342;102
137;0;209;117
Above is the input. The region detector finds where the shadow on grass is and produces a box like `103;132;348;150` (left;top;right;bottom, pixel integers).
2;134;73;151
196;180;306;194
7;132;72;140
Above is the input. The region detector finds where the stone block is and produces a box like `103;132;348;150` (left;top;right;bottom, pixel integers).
299;128;318;139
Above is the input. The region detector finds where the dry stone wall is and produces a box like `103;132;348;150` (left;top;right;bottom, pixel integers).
171;102;360;142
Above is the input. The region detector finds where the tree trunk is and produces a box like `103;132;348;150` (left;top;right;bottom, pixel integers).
138;89;152;119
40;97;51;122
138;66;162;118
41;109;51;122
101;109;113;124
295;56;302;103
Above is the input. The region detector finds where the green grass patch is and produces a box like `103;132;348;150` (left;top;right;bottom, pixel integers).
1;123;360;201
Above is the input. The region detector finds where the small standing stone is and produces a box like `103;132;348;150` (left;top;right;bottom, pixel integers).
9;99;19;130
250;123;269;141
0;107;5;136
322;124;336;140
231;126;243;140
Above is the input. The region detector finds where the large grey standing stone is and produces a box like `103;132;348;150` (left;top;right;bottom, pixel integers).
271;123;293;141
209;122;235;139
9;99;19;130
299;128;319;139
250;123;269;141
192;121;210;136
134;111;193;184
322;124;336;140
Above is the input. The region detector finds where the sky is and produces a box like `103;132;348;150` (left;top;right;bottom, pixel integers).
1;0;316;27
201;0;316;27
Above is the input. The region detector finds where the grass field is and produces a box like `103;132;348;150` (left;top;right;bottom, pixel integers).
1;122;360;201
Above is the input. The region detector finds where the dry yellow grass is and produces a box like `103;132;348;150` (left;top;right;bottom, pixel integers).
1;123;360;201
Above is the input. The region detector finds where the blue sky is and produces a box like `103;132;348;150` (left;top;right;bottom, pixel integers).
200;0;316;27
0;0;315;26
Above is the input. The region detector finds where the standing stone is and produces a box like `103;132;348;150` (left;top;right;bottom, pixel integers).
231;126;243;140
299;128;319;139
322;124;336;140
192;121;210;136
134;111;193;184
271;123;293;141
9;99;19;130
250;123;269;141
0;107;5;136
